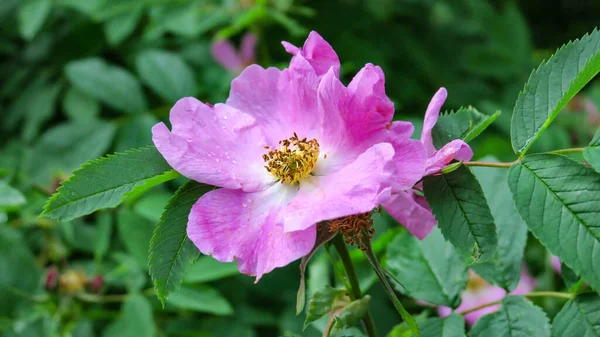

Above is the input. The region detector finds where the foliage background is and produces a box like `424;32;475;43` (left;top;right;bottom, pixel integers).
0;0;599;336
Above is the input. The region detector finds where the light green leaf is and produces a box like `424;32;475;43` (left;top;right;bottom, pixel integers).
304;286;347;329
136;49;197;103
584;128;600;172
149;181;211;305
423;165;498;264
471;163;528;290
0;182;25;209
431;106;500;149
114;114;158;152
117;208;154;270
469;296;550;337
104;9;143;46
42;146;178;221
385;228;467;307
18;0;52;40
65;58;147;114
167;286;233;315
94;210;112;262
334;296;371;329
133;191;170;222
102;294;155;337
22;82;61;141
551;293;600;337
511;29;600;157
508;154;600;291
184;256;238;284
413;314;465;337
63;87;100;123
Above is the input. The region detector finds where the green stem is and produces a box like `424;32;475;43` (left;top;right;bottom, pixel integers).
463;160;517;168
458;291;572;316
548;147;585;155
331;235;377;337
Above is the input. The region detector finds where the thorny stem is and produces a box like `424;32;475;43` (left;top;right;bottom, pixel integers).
332;235;377;337
458;291;573;316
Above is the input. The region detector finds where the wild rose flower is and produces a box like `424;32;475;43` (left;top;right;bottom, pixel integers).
211;32;257;74
383;88;473;239
152;31;426;280
551;255;562;273
438;268;535;326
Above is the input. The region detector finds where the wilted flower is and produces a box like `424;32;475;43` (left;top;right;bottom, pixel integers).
153;31;426;280
438;268;535;326
383;88;473;239
211;32;257;74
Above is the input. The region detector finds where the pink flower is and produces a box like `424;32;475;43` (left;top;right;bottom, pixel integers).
438;268;536;326
383;88;473;239
550;255;562;273
211;32;257;74
152;31;426;281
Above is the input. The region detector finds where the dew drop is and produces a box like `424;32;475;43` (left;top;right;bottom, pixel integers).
242;203;247;208
232;160;237;164
223;116;228;120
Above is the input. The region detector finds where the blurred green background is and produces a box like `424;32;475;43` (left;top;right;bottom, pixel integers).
0;0;598;336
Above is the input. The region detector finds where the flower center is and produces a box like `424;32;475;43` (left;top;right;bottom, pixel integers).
329;212;375;251
263;133;320;184
466;271;488;292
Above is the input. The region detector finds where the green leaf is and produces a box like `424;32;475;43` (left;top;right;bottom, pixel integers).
551;293;600;337
560;263;581;292
584;128;600;172
0;182;25;209
423;165;498;263
65;58;147;114
42;146;178;221
431;106;500;150
304;286;347;329
471;163;528;290
104;9;143;46
63;87;100;123
334;296;371;329
511;29;600;157
167;286;233;315
117;208;153;269
102;294;155;337
21;82;61;142
469;296;551;337
184;256;238;284
149;181;211;305
114;114;158;152
508;154;600;291
94;210;113;262
18;0;52;40
133;191;171;222
385;228;467;307
414;314;465;337
136;49;197;103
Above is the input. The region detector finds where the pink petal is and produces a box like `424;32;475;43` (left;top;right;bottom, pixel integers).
386;123;426;191
550;256;562;274
421;88;448;156
281;31;340;78
424;139;473;176
152;97;274;192
382;190;436;239
283;143;395;232
240;32;257;65
440;284;505;325
511;267;536;295
187;185;316;281
211;39;243;72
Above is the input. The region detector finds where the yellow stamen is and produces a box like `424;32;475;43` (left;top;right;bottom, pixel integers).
466;271;488;292
263;133;319;184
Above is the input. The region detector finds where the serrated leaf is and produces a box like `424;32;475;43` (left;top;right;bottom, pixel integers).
136;49;197;103
431;106;500;149
334;296;371;329
511;29;600;157
304;285;347;329
18;0;51;40
584;128;600;172
149;181;211;305
423;165;498;264
469;296;550;337
166;286;233;315
0;182;25;209
552;293;600;337
42;146;178;221
508;154;600;291
65;58;147;114
471;163;528;290
117;208;153;270
385;228;467;307
412;314;465;337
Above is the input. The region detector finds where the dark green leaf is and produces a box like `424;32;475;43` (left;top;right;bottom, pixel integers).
560;263;581;292
334;296;371;329
42;146;178;221
167;286;233;315
385;228;467;307
117;208;153;269
304;286;347;329
104;9;143;46
584;128;600;172
114;114;158;152
65;58;147;114
511;29;600;157
149;181;211;305
62;87;100;123
471;163;528;290
136;49;197;103
18;0;51;40
431;106;500;149
102;294;155;337
508;154;600;291
184;256;238;284
415;314;465;337
551;293;600;337
469;296;551;337
423;165;498;263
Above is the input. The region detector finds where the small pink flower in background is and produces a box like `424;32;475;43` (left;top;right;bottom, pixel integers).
550;255;562;273
438;268;536;326
211;32;257;74
153;31;426;281
383;88;473;239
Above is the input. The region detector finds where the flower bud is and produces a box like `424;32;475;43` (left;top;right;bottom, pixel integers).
59;269;87;294
45;266;59;291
